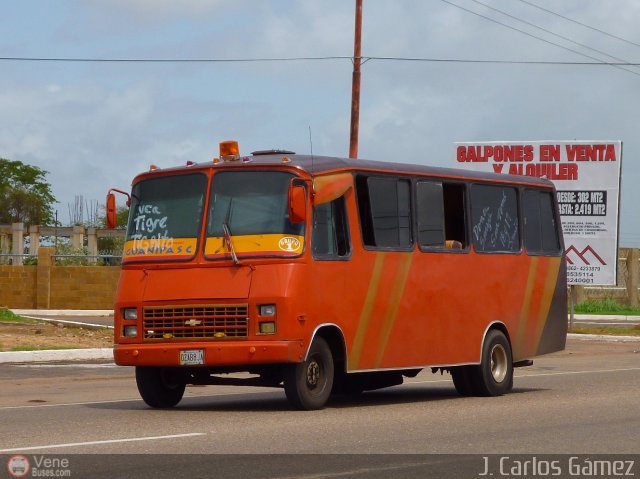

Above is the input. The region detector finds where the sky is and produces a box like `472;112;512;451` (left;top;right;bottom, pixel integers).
1;0;639;246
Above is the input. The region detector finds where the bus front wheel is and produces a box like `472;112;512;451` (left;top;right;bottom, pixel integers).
136;366;186;408
284;337;334;410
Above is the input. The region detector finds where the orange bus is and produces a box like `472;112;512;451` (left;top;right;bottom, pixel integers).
107;140;567;410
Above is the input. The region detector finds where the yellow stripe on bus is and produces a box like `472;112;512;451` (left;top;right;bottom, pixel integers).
374;253;414;368
515;256;539;356
348;252;385;371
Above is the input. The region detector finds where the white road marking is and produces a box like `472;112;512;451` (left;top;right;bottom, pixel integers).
0;398;143;410
0;433;206;453
516;367;640;378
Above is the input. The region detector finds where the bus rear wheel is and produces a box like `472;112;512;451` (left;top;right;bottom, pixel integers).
136;366;186;408
284;337;334;410
474;329;513;396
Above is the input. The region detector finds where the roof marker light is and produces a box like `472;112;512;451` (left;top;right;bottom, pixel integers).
149;164;159;171
281;156;291;163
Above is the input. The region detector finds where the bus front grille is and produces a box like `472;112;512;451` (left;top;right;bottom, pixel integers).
142;304;249;340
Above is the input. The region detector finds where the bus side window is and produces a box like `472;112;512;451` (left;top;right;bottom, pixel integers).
470;184;520;253
523;189;562;255
417;181;467;251
417;182;445;248
356;175;412;249
312;196;351;259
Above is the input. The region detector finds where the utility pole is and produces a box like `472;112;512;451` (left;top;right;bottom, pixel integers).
349;0;363;159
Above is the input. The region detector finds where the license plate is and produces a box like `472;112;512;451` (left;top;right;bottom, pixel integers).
180;349;204;365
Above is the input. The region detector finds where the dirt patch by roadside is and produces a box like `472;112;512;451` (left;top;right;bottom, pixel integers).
0;321;113;352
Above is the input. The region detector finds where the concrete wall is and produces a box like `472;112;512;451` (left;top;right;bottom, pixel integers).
576;248;640;307
49;266;121;309
0;265;37;308
0;248;120;310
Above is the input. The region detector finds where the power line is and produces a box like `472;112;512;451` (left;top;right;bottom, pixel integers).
1;55;640;66
439;0;640;78
516;0;640;49
0;55;352;63
468;0;640;76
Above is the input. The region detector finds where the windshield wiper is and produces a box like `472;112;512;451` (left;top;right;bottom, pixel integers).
222;222;240;265
222;200;240;265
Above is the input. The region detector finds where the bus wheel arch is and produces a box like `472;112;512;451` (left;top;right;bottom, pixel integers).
310;325;347;372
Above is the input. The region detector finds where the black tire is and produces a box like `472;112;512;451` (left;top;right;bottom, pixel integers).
136;366;186;408
473;329;513;397
451;366;477;396
284;337;334;410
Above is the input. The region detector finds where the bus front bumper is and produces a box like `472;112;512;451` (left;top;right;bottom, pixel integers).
113;340;305;367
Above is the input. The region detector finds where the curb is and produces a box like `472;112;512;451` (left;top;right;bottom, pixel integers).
11;309;113;317
18;315;113;330
0;348;113;364
567;333;640;343
572;314;640;322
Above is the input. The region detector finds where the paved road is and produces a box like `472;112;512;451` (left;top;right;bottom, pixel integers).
1;337;639;457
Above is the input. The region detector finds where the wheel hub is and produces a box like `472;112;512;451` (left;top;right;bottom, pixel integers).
306;360;320;388
490;344;508;383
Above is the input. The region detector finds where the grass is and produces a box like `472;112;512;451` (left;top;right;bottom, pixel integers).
570;325;640;336
0;307;27;323
0;308;35;323
573;299;640;316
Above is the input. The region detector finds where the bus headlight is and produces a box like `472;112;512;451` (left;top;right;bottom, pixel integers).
123;325;138;338
259;304;276;316
123;308;138;320
259;321;276;334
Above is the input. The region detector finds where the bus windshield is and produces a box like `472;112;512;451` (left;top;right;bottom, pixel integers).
124;173;207;262
205;171;305;259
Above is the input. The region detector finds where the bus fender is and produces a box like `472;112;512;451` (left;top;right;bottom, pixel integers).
305;324;347;372
479;321;512;362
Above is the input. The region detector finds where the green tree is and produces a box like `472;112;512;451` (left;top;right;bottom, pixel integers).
0;159;56;225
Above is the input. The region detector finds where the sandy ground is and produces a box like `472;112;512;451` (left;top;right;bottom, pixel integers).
0;320;113;352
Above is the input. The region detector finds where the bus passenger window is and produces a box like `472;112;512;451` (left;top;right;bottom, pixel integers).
356;175;412;249
417;181;467;251
312;196;351;259
523;190;561;255
417;182;445;247
471;184;520;253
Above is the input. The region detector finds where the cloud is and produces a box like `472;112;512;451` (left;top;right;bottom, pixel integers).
0;81;158;215
81;0;235;23
2;0;640;244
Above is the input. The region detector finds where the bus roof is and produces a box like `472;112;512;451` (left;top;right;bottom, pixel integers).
133;151;555;188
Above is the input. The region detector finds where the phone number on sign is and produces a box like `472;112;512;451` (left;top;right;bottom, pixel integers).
567;268;597;284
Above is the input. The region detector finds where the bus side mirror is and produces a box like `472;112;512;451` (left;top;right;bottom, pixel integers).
106;193;117;229
288;184;307;224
